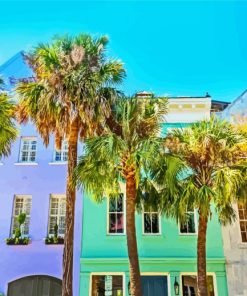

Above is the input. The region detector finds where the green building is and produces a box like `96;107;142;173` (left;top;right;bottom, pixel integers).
79;95;229;296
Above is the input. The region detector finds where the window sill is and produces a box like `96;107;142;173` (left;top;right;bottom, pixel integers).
48;162;67;165
107;233;126;236
14;162;38;166
179;233;197;236
238;243;247;249
0;163;3;166
143;233;162;236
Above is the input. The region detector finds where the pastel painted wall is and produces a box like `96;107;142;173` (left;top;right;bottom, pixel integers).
79;103;228;296
80;197;228;296
0;123;83;295
219;90;247;296
0;52;82;295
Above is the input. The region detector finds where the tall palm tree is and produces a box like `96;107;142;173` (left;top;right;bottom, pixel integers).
74;96;168;296
15;34;125;296
0;78;18;157
164;117;247;296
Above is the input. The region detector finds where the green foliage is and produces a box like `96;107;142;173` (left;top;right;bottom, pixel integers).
54;223;58;238
162;116;247;224
6;237;30;245
13;213;27;239
18;212;26;226
74;96;169;203
16;34;125;147
0;92;18;157
14;228;21;239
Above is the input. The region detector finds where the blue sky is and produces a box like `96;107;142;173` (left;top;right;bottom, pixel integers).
0;0;247;102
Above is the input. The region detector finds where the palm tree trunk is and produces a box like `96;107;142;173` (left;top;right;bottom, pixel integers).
62;118;79;296
126;173;142;296
197;212;208;296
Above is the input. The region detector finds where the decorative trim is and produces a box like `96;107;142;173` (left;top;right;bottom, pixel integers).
14;162;38;166
48;162;67;165
88;272;126;296
80;257;226;265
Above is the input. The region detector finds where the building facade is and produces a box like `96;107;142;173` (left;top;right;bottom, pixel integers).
0;52;82;296
79;96;229;296
219;90;247;296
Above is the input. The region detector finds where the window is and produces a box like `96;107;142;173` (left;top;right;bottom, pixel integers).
91;275;123;296
19;137;37;162
48;194;66;237
180;209;196;234
182;275;215;296
108;194;124;234
54;140;68;162
238;203;247;243
11;195;32;236
143;208;160;234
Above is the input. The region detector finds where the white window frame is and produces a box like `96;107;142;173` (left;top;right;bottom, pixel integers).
107;194;126;235
48;194;66;237
18;137;37;163
180;272;218;296
89;272;125;296
11;195;32;237
179;209;197;235
237;203;247;243
53;140;68;163
142;209;161;235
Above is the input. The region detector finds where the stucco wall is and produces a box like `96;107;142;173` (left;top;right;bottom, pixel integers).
222;204;247;296
0;123;82;295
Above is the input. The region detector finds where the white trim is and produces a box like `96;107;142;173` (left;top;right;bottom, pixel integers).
47;194;66;237
18;136;38;163
178;208;198;236
142;210;162;236
53;139;68;163
179;272;218;296
106;194;126;236
236;203;247;244
0;163;3;165
89;272;125;296
14;162;38;166
48;162;67;165
11;194;32;237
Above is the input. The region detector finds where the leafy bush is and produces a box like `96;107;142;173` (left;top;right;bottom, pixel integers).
6;237;30;245
45;236;64;245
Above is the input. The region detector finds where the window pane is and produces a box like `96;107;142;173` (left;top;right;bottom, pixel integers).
144;213;152;233
19;138;37;162
54;140;68;162
12;195;32;236
109;213;117;233
117;196;123;212
188;213;196;233
180;211;196;234
238;203;247;243
151;214;159;233
91;275;123;296
109;199;117;212
116;214;124;233
108;194;124;234
182;275;215;296
48;195;66;236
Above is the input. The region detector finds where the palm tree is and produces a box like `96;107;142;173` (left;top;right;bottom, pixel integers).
0;78;18;157
15;34;125;296
74;96;168;296
164;117;247;296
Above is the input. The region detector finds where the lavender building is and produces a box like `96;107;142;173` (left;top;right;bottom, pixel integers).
0;52;82;296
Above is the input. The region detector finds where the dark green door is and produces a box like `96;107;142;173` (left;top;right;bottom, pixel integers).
8;275;62;296
141;276;168;296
